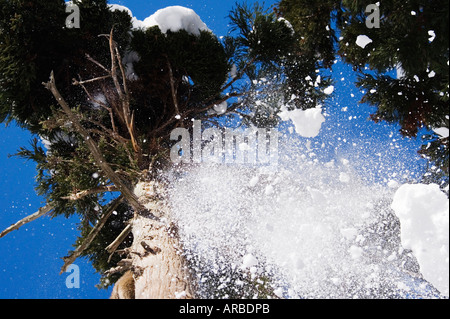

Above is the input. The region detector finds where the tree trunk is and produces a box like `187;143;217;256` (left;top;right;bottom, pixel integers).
115;180;196;299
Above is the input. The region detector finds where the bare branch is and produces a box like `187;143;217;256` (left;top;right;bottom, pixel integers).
109;29;125;102
42;71;149;216
107;29;140;155
194;91;245;114
84;118;129;145
61;185;119;201
148;91;245;139
60;196;123;274
166;57;180;115
105;264;131;276
113;44;129;97
83;52;127;132
0;204;54;239
85;53;111;74
75;76;118;134
106;224;132;256
72;75;111;86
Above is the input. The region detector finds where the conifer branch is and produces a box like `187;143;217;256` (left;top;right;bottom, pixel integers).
221;56;256;92
114;41;129;98
189;56;255;119
0;204;54;239
42;71;150;217
195;92;245;114
147;50;256;139
83;117;129;145
61;196;123;274
74;76;118;134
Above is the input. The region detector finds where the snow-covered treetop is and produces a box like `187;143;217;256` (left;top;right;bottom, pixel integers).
109;4;211;35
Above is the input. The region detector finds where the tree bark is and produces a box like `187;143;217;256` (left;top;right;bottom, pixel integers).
114;180;196;299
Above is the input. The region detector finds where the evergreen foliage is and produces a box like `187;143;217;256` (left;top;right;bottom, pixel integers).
129;27;229;134
2;1;326;288
0;0;132;130
225;2;331;128
277;0;449;186
2;0;447;294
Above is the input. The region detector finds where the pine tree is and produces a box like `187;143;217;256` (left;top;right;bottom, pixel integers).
277;0;449;187
1;1;328;298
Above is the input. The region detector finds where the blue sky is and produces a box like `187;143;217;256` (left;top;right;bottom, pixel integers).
0;0;427;299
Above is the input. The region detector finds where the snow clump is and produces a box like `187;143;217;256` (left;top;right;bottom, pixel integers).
110;4;211;35
391;183;449;297
356;35;373;49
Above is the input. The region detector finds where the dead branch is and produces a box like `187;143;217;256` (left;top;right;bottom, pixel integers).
72;75;111;86
62;185;119;201
106;224;132;257
60;196;123;274
0;204;54;239
42;71;149;216
150;91;246;138
109;30;126;102
106;247;132;264
107;29;140;156
166;57;180;116
113;42;129;98
74;76;118;134
82;115;130;145
85;53;110;74
104;264;131;276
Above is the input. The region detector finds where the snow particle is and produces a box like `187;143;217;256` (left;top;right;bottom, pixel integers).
242;254;258;269
279;106;326;138
339;172;351;183
356;35;373;49
249;176;260;187
273;287;284;298
323;85;335;95
349;245;363;260
428;30;436;43
391;183;449;296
